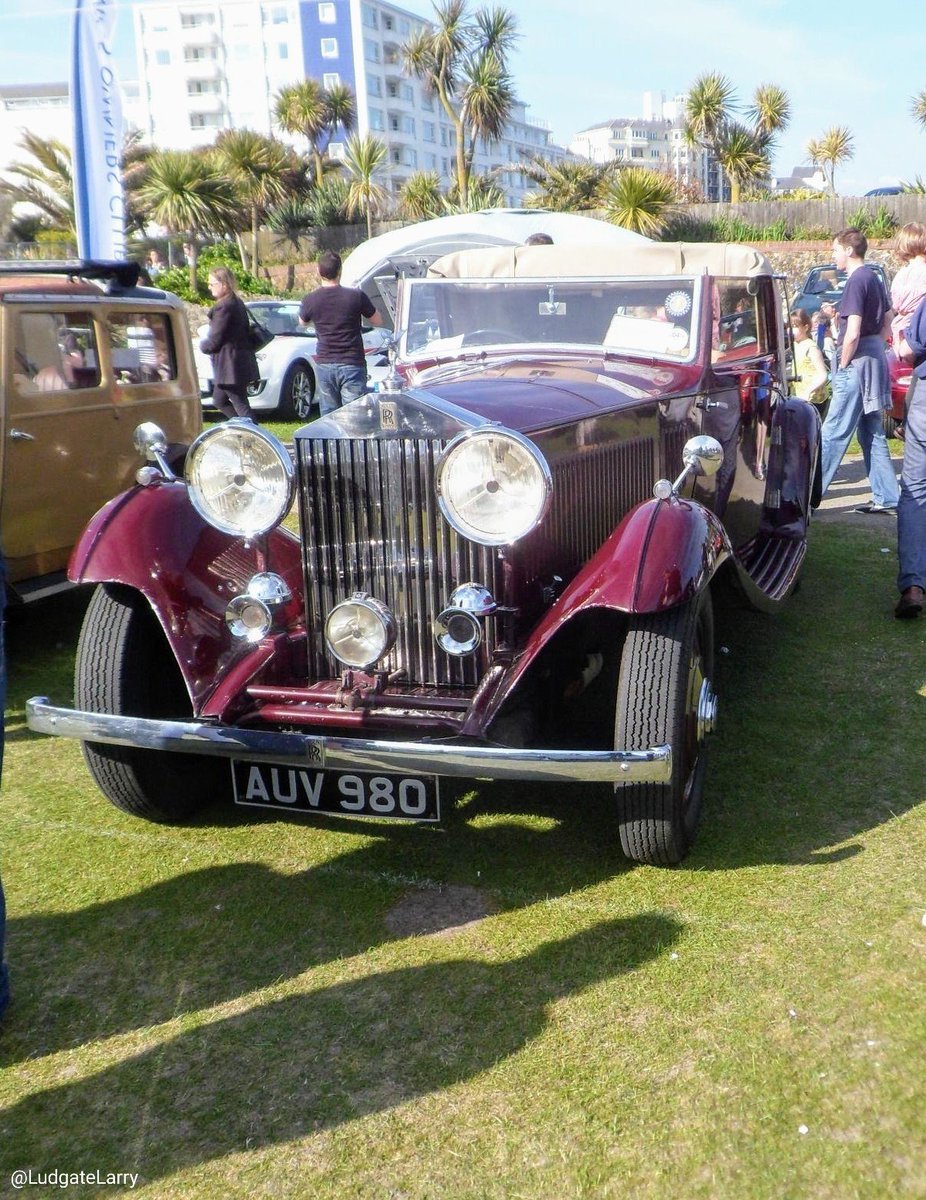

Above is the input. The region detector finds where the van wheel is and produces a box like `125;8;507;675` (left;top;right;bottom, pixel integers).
75;584;225;823
614;591;716;866
279;360;314;421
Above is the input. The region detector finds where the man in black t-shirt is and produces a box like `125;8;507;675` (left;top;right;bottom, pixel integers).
819;227;900;514
299;250;383;415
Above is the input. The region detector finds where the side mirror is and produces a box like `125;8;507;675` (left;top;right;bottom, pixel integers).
682;435;724;478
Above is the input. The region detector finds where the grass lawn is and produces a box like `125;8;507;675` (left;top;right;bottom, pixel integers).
1;509;924;1198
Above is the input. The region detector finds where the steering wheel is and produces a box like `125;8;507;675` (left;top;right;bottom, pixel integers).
460;328;519;347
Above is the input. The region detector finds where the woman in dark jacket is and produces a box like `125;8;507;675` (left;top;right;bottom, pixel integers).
199;266;259;419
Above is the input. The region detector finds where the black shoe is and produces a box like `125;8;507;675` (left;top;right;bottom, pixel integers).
895;587;924;619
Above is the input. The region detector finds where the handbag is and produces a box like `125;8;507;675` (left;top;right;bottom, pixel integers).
247;315;274;352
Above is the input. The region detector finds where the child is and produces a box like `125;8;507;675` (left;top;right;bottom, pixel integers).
792;308;828;406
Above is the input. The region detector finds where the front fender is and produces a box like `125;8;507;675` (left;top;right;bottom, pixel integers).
69;482;304;713
475;497;730;732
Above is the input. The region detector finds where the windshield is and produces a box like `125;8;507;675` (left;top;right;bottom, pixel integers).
400;277;701;362
247;303;311;336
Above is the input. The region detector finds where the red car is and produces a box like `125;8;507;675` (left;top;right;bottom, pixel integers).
28;243;820;866
887;349;913;436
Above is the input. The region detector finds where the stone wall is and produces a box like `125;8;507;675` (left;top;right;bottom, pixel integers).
757;241;900;298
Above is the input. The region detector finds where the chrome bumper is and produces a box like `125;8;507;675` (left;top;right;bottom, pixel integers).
26;698;672;785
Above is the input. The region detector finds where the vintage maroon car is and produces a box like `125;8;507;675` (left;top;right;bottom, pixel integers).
28;243;820;865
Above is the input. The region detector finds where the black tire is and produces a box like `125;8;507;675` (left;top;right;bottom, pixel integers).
75;584;226;823
278;360;314;421
614;591;715;866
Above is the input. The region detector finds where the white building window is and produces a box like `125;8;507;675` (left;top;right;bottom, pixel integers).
278;42;289;59
401;115;415;134
321;38;338;57
426;152;437;169
272;6;288;24
423;121;435;142
323;73;340;88
364;39;380;63
181;12;214;27
368;107;384;130
318;3;336;22
367;75;382;96
404;148;417;167
382;14;394;30
362;4;378;28
184;46;217;62
190;112;223;129
154;49;170;66
401;83;414;103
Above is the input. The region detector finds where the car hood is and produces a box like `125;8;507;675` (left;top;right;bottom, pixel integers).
406;355;700;433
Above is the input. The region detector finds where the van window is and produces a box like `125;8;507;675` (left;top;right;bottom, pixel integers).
13;312;101;392
108;312;177;384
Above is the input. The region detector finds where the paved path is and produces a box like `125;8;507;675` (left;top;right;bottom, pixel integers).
815;450;904;526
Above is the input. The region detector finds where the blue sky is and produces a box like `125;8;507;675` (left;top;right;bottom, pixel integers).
1;0;923;194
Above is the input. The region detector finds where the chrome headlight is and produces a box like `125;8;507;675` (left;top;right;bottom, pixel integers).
185;419;294;537
325;593;397;669
436;428;551;546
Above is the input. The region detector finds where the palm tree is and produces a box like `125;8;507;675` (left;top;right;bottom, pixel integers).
274;80;357;186
601;167;678;237
398;171;444;220
684;71;790;201
343;134;390;238
403;0;517;203
324;82;357;152
913;89;926;130
810;126;855;194
442;172;505;213
135;150;238;291
0;131;75;235
715;123;769;202
212;130;292;273
522;157;611;211
265;198;317;291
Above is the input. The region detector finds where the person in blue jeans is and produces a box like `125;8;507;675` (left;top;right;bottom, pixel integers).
893;292;926;617
298;251;383;415
0;552;8;1020
820;228;900;515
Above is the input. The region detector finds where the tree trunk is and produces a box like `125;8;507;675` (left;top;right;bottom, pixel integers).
251;205;260;275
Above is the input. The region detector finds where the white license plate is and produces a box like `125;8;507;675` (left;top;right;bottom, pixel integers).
231;760;440;822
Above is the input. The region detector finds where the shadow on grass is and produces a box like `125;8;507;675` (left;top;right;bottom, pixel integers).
1;804;627;1068
0;912;681;1181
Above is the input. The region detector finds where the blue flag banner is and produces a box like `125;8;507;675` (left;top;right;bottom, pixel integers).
71;0;125;260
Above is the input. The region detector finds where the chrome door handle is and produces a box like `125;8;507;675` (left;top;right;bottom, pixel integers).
9;429;35;441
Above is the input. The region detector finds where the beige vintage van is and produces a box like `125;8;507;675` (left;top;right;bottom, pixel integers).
1;261;201;601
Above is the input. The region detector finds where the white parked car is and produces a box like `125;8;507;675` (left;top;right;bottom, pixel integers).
194;299;392;420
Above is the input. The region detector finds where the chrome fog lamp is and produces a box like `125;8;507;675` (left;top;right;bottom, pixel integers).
448;582;497;616
434;608;482;656
225;595;273;643
325;593;397;669
185;419;294;537
436;428;551;546
246;572;292;606
656;435;725;501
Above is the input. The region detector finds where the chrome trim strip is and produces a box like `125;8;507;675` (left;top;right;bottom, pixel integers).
27;698;672;785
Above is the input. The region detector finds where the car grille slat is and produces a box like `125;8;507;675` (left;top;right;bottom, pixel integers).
298;435;499;687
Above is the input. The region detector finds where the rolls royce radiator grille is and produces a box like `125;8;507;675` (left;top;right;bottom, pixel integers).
297;436;502;687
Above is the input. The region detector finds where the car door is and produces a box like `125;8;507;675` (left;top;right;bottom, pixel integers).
0;303;117;586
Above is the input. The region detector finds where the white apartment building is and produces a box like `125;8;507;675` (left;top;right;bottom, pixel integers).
132;0;567;205
569;91;729;202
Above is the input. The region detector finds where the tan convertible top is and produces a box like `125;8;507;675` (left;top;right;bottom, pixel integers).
428;241;772;280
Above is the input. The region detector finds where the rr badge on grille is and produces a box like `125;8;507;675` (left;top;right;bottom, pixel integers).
379;401;399;431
